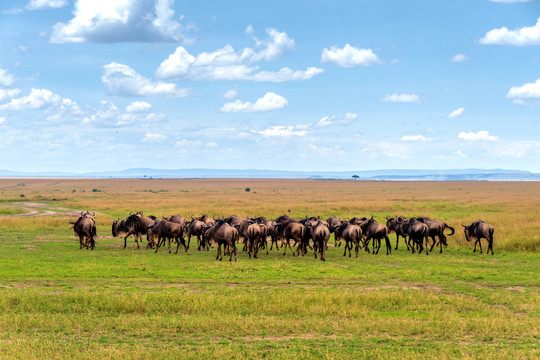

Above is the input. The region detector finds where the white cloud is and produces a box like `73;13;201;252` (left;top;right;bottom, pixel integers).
102;62;190;97
0;88;65;110
220;92;287;112
26;0;68;10
321;44;380;67
206;142;218;148
156;27;322;82
0;117;5;124
506;78;540;99
458;131;499;141
448;107;466;118
0;68;15;87
82;100;164;126
381;93;420;103
401;135;430;142
259;126;307;138
479;17;540;45
450;53;468;62
50;0;185;43
222;88;238;99
126;101;152;113
316;112;357;127
142;133;167;142
0;88;21;102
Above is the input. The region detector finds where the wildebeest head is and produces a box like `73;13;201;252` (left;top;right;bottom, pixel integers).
462;223;472;242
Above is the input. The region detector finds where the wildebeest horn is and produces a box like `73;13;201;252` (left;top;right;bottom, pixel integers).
90;211;95;216
461;223;466;227
129;211;133;216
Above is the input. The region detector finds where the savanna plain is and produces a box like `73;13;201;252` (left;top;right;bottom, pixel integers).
0;178;538;359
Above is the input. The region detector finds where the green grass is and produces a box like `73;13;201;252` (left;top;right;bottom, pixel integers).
0;232;538;359
0;179;539;358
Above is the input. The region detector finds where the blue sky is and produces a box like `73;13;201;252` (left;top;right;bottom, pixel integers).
1;0;539;173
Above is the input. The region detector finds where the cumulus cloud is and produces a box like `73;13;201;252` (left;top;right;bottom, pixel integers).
222;88;238;99
450;53;468;62
316;112;357;127
458;131;499;141
259;125;307;138
381;93;420;103
50;0;185;43
506;78;540;100
401;135;430;142
0;117;5;124
102;62;190;97
479;17;540;45
448;107;466;118
0;88;67;110
0;88;21;102
156;27;322;82
26;0;67;10
321;44;380;67
126;101;152;113
220;92;287;112
142;132;167;142
0;68;15;87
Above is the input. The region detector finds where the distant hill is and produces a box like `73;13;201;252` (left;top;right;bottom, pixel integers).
0;168;539;181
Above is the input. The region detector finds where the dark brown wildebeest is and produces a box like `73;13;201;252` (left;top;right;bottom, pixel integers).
149;219;188;254
305;220;330;261
416;217;455;253
326;216;342;247
334;221;362;258
245;222;264;259
188;218;209;250
275;219;306;256
401;218;430;255
163;215;190;247
197;214;215;226
462;220;495;255
70;211;96;250
255;216;280;253
112;212;152;249
204;220;238;261
225;215;244;227
359;217;392;255
386;216;408;250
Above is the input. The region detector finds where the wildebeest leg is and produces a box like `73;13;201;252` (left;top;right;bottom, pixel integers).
385;236;392;255
343;241;348;256
395;235;399;250
488;236;494;255
216;243;222;261
425;235;429;255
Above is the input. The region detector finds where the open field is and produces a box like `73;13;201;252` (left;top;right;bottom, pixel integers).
0;179;539;359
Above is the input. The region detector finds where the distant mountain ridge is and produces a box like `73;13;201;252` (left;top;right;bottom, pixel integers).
0;168;539;181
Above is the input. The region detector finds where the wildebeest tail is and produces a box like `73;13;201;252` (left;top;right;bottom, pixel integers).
445;224;455;236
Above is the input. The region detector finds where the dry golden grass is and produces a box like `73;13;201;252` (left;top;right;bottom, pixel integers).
1;178;539;251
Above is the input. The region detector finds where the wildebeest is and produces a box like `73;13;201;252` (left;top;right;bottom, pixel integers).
275;219;306;256
254;216;280;253
204;220;238;261
416;217;455;253
359;217;392;255
112;212;155;249
305;220;330;261
326;216;342;247
462;220;495;255
188;218;209;251
148;219;188;254
386;216;408;250
400;218;430;255
334;221;362;258
70;211;96;250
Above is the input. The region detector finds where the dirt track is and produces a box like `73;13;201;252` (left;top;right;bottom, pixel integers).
0;202;92;219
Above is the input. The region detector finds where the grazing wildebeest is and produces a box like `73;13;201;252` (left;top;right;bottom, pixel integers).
359;217;392;255
416;217;455;253
112;212;152;249
149;219;188;254
334;221;362;258
204;220;238;261
401;218;430;255
305;220;330;261
462;220;495;255
70;211;96;250
386;216;408;250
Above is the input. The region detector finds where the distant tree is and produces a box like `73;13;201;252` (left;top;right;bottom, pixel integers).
352;175;359;181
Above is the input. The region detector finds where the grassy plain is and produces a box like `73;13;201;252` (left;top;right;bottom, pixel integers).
0;179;538;359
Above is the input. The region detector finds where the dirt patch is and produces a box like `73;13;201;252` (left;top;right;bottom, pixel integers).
0;202;96;219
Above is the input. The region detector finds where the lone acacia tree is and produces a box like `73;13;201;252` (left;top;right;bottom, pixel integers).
352;175;359;181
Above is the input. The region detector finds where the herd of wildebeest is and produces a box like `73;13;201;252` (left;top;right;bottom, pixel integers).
70;211;496;261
